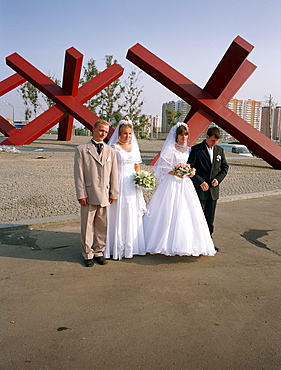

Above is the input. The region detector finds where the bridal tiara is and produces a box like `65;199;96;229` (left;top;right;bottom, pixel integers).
119;117;133;126
176;122;189;129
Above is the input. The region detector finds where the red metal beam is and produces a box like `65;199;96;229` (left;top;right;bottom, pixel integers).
57;47;83;141
203;36;254;99
2;106;66;145
0;73;25;96
126;40;281;168
0;116;18;136
1;50;123;145
6;53;123;130
0;73;26;137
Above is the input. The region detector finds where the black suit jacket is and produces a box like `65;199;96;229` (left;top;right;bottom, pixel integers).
188;140;229;201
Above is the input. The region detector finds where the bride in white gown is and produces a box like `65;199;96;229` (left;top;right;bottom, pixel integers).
144;123;216;257
105;118;146;260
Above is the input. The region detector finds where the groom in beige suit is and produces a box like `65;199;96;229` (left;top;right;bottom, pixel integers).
74;119;119;267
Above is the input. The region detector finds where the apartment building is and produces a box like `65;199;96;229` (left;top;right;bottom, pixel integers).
227;98;244;117
227;98;262;130
146;114;162;138
243;99;262;130
161;99;191;132
261;106;281;140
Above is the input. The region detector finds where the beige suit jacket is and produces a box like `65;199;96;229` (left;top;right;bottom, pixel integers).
74;141;119;207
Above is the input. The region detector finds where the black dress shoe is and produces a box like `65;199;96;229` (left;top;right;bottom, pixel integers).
214;246;220;252
85;259;94;267
94;256;108;265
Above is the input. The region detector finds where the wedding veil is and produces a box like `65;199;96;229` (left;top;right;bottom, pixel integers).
153;122;189;182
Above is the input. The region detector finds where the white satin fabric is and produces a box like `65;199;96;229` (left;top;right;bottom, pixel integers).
105;144;146;260
144;147;216;257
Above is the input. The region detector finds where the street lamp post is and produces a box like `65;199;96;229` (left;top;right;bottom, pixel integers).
2;100;15;123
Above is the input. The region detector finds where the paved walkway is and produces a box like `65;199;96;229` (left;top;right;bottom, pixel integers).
1;195;280;369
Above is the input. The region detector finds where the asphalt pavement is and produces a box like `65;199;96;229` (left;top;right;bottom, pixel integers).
1;134;280;369
1;194;280;369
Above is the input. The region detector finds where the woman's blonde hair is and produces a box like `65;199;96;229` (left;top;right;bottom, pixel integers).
119;116;133;133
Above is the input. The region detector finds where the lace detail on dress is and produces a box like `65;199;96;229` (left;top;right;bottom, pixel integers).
154;146;191;183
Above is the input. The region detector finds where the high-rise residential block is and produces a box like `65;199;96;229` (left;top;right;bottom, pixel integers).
146;114;162;138
272;106;281;141
227;99;244;118
227;98;262;130
243;99;262;130
261;106;281;140
162;99;191;132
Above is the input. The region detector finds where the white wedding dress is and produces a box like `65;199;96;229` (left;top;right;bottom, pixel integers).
105;144;146;260
144;146;216;256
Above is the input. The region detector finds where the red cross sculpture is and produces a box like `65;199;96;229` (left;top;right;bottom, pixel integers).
127;36;281;169
0;73;25;137
0;47;124;145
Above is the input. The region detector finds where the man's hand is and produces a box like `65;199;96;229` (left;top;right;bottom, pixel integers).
211;179;219;187
109;198;117;204
200;181;209;191
79;198;89;206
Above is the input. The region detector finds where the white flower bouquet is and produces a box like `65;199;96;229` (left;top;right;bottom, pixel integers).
134;170;156;189
173;163;193;177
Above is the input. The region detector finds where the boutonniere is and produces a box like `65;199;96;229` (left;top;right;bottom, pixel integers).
216;155;221;161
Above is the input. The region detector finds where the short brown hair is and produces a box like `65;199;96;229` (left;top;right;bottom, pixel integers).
207;127;221;139
176;124;189;138
94;119;109;128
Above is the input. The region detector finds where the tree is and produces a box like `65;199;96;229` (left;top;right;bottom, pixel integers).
80;59;100;115
112;112;123;128
121;69;150;137
18;81;40;122
134;114;150;139
24;107;32;122
166;108;184;127
123;70;144;123
80;58;99;83
41;75;61;109
18;75;61;121
80;55;124;124
99;55;124;123
74;127;91;136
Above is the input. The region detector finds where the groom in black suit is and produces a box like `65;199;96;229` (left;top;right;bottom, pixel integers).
188;127;229;236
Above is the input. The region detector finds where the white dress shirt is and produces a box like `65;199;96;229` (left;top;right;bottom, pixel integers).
206;144;214;164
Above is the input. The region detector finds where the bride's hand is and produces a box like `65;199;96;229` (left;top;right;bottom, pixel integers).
188;168;196;178
169;170;183;178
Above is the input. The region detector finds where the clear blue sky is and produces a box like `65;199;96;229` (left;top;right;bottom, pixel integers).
1;0;280;122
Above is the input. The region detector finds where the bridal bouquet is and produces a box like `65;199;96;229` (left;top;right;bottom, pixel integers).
173;163;193;177
134;170;156;189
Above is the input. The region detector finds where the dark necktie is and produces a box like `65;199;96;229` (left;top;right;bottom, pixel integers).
96;143;103;155
92;140;103;155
